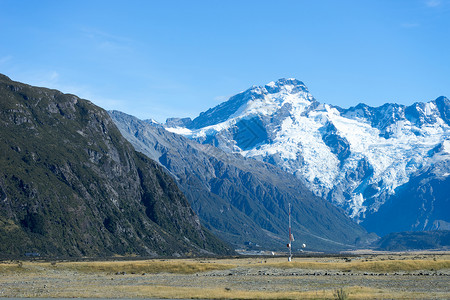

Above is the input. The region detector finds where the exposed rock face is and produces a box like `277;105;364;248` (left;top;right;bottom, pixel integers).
0;74;234;257
110;111;374;252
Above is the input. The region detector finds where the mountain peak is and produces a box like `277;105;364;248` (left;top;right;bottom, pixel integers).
264;78;308;94
267;77;305;86
186;78;314;129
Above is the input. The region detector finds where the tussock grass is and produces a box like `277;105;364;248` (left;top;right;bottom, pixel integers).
2;256;448;275
265;258;450;272
0;261;35;273
1;256;449;299
16;283;439;299
0;259;233;275
348;259;450;272
94;285;338;299
49;259;233;274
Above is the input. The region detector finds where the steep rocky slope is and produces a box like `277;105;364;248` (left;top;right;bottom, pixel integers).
110;111;374;251
0;74;233;257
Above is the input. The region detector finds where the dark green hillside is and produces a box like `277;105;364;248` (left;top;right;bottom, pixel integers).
0;74;234;257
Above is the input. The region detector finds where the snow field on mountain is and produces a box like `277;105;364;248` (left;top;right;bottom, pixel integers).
245;112;340;193
165;79;450;222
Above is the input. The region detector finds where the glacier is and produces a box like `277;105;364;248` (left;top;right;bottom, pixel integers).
166;78;450;225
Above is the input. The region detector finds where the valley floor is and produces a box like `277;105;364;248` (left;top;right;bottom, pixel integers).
0;253;449;299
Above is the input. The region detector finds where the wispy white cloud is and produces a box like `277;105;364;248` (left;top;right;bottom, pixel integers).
425;0;442;7
49;71;59;81
81;28;132;43
29;70;61;88
80;27;134;54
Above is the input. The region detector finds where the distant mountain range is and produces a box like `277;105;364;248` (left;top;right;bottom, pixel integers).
2;73;448;257
110;111;374;252
164;78;450;236
0;74;233;257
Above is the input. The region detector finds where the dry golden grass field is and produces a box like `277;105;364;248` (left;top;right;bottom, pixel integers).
0;253;449;299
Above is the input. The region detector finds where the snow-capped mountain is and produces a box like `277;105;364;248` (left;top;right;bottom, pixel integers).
166;78;450;233
110;110;372;251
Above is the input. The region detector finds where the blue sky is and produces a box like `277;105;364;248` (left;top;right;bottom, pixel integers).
1;0;449;122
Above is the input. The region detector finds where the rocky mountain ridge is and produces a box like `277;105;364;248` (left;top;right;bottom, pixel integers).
165;78;450;235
